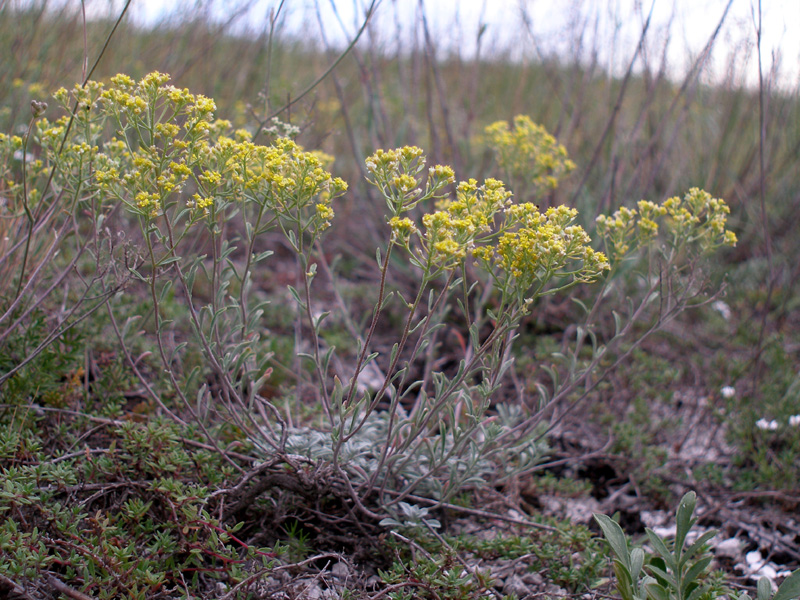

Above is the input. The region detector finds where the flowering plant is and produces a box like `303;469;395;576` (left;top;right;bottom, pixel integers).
0;72;737;519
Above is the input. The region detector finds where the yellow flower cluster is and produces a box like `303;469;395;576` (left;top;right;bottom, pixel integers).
667;188;736;248
368;147;606;296
422;210;471;265
365;146;424;173
437;178;512;233
596;190;737;260
419;179;512;270
365;146;454;214
492;205;609;290
135;191;160;212
484;115;575;195
388;216;417;244
71;72;347;226
596;205;639;258
188;193;214;211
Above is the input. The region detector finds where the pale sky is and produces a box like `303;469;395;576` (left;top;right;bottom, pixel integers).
117;0;800;89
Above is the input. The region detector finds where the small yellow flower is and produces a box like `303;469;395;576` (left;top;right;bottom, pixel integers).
428;164;455;184
316;203;334;223
139;71;170;90
389;216;416;241
200;170;222;185
110;73;135;88
192;95;216;114
391;174;418;194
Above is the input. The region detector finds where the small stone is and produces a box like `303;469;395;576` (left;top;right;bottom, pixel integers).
640;510;668;528
758;564;778;581
330;561;350;579
273;569;291;584
652;525;677;538
545;583;568;596
714;538;742;559
746;550;764;568
521;572;544;588
503;574;532;597
564;497;600;523
294;579;322;599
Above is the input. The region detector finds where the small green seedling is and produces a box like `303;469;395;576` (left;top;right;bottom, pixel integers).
595;491;800;600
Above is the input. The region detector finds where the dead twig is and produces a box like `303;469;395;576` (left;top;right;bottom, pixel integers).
46;576;94;600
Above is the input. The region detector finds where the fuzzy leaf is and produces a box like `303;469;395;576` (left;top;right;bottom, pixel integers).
645;581;669;600
314;311;330;331
254;250;274;263
646;563;677;590
675;491;697;551
612;310;624;336
612;559;635;600
287;285;305;309
682;529;717;564
773;570;800;600
681;556;713;596
631;547;645;581
760;578;777;600
571;297;590;314
594;514;631;571
686;583;711;600
379;291;395;310
646;529;678;572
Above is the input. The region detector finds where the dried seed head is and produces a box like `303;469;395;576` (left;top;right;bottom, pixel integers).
31;100;48;117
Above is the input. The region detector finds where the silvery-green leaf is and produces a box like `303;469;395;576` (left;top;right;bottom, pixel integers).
773;569;800;600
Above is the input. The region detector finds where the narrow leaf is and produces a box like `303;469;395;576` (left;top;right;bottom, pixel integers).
380;291;395;310
646;564;677;590
675;492;697;551
758;578;775;600
646;529;678;571
682;529;717;564
681;557;713;595
594;514;631;571
612;560;635;600
686;585;711;600
287;285;305;309
254;250;274;262
631;547;645;581
613;310;624;336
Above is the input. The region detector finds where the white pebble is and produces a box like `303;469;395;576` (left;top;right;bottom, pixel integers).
755;418;778;431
